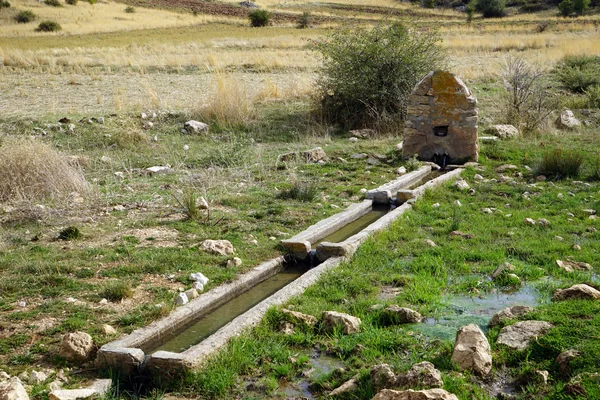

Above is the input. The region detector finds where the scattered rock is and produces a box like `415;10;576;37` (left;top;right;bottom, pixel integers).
372;388;459;400
58;332;94;362
370;364;396;391
350;129;375;138
281;309;317;327
322;311;361;335
537;218;550;227
452;179;470;191
184;120;209;134
524;218;536;226
399;361;443;389
329;376;358;396
184;288;199;300
29;371;47;385
278;147;326;163
190;272;210;285
348;137;358;142
367;157;382;166
556;260;592;272
48;379;111;400
495;164;518;173
424;239;437;247
397;166;407;175
496;321;554;350
142;121;154;130
239;1;259;7
572;244;582;251
489;305;533;327
534;370;549;385
556;109;581;130
552;284;600;301
279;321;295;335
485;125;519;140
473;174;484;181
491;262;516;280
556;350;581;374
451;324;492;376
226;257;242;268
0;372;9;382
101;325;116;335
382;305;423;324
175;293;188;306
146;165;173;175
200;239;234;256
0;377;29;400
449;231;474;239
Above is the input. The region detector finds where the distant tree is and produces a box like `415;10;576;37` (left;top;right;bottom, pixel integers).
422;0;437;8
558;0;574;15
573;0;590;14
476;0;506;17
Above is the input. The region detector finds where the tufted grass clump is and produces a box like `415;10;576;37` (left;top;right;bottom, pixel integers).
124;5;135;13
101;281;134;302
15;10;35;23
36;20;62;31
0;138;87;202
277;180;318;202
535;148;583;179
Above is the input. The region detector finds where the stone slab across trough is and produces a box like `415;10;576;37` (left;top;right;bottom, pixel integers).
316;168;464;260
280;165;431;258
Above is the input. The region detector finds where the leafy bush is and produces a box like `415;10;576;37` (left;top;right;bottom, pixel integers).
555;55;600;93
558;0;575;15
15;10;35;23
312;23;444;130
476;0;506;17
36;20;62;32
43;0;62;6
296;11;311;28
573;0;590;13
422;0;437;8
535;148;583;179
248;9;270;27
585;85;600;108
124;5;135;13
0;0;10;9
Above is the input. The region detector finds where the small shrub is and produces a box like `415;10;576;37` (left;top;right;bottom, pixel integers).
501;56;556;134
466;0;476;22
0;0;10;9
124;5;135;13
555;55;600;93
535;148;583;179
248;9;270;27
277;180;318;202
313;23;444;130
296;11;311;28
0;138;87;202
172;188;202;220
573;0;590;14
585;85;600;108
36;20;62;32
101;281;134;302
476;0;506;17
57;226;81;241
422;0;437;7
15;10;35;23
65;0;77;4
43;0;63;6
88;0;96;4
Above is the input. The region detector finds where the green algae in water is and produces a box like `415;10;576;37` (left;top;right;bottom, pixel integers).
415;285;544;341
152;265;306;353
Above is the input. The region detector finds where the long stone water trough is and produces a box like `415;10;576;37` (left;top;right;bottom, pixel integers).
96;166;464;378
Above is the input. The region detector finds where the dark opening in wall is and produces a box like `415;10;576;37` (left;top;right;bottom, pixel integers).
433;126;449;137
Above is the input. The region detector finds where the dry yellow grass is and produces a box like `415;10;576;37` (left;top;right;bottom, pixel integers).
0;138;88;202
0;0;220;37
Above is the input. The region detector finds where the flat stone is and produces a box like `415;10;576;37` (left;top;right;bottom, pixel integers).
0;377;29;400
58;332;94;362
370;364;396;391
556;260;592;273
184;120;209;134
496;321;553;350
556;109;580;130
489;305;533;327
383;305;423;324
146;166;173;175
281;309;317;327
495;164;518;173
399;361;443;389
552;284;600;301
329;377;358;396
200;240;234;256
49;379;111;400
485;124;518;139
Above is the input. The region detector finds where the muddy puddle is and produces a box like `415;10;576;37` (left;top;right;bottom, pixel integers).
415;285;547;340
277;352;344;399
